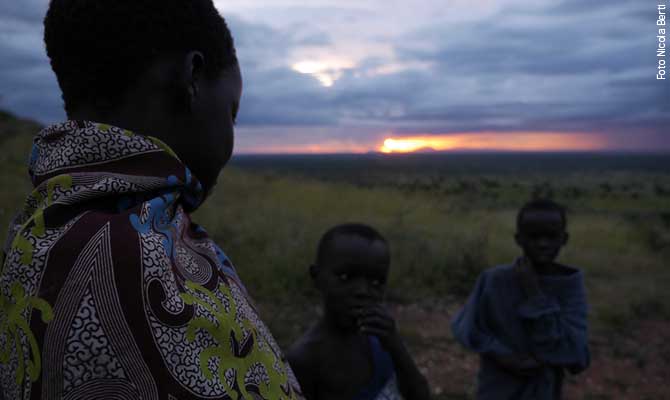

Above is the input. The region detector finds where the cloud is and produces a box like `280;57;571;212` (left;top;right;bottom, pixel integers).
0;0;48;24
383;0;668;136
0;0;65;123
0;0;666;151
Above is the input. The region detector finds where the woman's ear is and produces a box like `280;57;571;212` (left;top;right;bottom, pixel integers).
182;51;205;107
165;51;206;114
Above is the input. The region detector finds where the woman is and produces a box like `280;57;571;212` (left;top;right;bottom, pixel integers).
0;1;302;399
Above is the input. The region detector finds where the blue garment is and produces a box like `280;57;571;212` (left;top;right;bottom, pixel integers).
451;263;590;400
353;336;396;400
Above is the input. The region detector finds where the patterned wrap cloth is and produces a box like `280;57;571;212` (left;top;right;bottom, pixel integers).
353;336;403;400
0;121;304;400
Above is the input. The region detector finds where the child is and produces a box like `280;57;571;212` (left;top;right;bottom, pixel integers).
287;224;431;400
452;199;590;399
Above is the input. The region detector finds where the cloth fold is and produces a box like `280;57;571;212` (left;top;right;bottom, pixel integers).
451;263;589;400
1;121;303;400
353;336;403;400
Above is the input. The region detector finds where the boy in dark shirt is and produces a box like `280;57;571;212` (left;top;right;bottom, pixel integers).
287;224;431;400
452;199;590;399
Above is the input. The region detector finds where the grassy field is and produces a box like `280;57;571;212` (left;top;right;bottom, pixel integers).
203;155;670;328
209;155;670;399
2;111;670;398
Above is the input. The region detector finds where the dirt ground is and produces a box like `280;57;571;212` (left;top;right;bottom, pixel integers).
391;302;670;400
261;300;670;400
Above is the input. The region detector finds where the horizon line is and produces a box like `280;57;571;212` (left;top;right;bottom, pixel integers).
232;149;670;156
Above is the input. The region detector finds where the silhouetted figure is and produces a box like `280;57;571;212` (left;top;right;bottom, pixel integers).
452;199;590;399
287;224;431;400
0;1;302;399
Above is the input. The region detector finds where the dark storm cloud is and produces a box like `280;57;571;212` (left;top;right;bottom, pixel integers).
0;0;667;149
398;0;651;76
228;0;668;142
0;0;65;123
546;0;640;16
226;16;338;126
0;39;43;71
380;0;668;137
0;65;64;123
0;0;47;24
236;67;338;126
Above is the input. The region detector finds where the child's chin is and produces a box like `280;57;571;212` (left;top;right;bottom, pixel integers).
533;257;556;266
331;313;357;329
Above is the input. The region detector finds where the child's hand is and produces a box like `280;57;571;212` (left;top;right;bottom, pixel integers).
356;305;400;349
494;354;544;377
359;306;432;400
515;257;542;298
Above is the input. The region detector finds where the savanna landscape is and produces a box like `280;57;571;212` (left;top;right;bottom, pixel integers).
1;110;669;399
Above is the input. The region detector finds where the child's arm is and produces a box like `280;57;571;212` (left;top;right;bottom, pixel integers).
358;306;431;400
491;353;544;377
451;269;549;377
451;271;518;357
516;260;590;373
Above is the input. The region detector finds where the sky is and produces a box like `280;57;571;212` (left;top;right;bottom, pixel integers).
0;0;668;153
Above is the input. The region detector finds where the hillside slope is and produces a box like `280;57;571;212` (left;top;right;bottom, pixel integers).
0;109;42;140
0;110;40;245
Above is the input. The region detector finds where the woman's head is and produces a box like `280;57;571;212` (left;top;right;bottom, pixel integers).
44;0;241;193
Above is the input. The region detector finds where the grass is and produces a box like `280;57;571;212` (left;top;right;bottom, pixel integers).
2;117;669;335
1;109;669;359
194;167;670;333
2;111;670;398
0;126;36;240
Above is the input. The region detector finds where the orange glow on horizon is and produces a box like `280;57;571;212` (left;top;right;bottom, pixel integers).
379;132;607;153
238;141;371;155
235;131;613;154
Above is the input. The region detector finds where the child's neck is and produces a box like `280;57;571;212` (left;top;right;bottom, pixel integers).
533;261;563;275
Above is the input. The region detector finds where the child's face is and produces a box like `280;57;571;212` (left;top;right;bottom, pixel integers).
315;234;390;330
516;209;568;267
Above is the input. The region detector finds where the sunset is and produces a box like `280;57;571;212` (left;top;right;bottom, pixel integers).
1;0;666;153
0;1;669;399
233;131;616;154
379;132;608;153
291;59;354;87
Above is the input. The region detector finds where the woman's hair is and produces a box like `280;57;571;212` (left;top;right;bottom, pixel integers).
44;0;237;115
